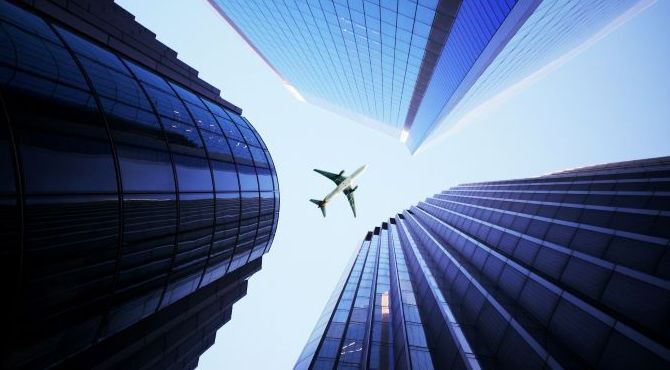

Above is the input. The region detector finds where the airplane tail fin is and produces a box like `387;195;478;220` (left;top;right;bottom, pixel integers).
309;199;326;217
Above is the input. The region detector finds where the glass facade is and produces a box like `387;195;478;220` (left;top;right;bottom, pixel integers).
0;1;279;368
418;0;652;150
295;157;670;369
211;0;649;152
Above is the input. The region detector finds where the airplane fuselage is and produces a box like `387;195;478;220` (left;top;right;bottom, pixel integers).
321;165;367;205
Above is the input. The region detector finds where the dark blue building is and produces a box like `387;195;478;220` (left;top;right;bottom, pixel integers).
0;0;278;368
295;157;670;369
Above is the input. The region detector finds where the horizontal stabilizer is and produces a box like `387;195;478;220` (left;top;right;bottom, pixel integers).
310;199;326;217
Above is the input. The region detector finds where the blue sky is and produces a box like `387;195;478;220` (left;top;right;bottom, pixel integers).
117;1;670;369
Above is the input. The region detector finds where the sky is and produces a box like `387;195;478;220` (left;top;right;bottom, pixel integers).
116;1;670;369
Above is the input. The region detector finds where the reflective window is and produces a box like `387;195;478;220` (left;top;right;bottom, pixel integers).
174;154;212;192
20;130;117;193
230;139;253;165
238;165;258;191
117;146;175;192
212;161;239;192
257;168;273;191
249;145;269;167
162;118;206;157
201;130;234;162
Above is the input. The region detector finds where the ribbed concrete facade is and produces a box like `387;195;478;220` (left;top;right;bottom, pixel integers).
296;157;670;370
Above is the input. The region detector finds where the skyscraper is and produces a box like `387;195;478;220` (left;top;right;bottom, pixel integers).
295;157;670;369
0;0;278;368
209;0;654;152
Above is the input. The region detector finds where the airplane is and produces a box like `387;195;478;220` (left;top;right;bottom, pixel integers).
310;165;367;217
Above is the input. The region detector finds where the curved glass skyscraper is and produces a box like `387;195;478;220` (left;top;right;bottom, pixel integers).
0;0;279;368
295;157;670;370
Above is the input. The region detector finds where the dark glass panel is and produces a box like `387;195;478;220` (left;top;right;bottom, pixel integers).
260;191;274;215
224;108;250;128
179;192;214;231
142;84;190;123
187;102;222;133
21;194;118;351
125;60;172;92
238;165;258;191
230;138;253;165
117;145;175;192
0;22;87;91
256;168;273;191
238;126;260;147
173;154;212;192
0;0;59;42
202;130;234;162
240;191;260;220
212;160;239;192
122;193;177;246
215;192;241;225
56;27;128;73
213;113;244;141
20;130;117;193
101;98;166;150
162;118;206;157
77;58;151;110
169;82;202;106
0;132;15;192
249;145;269;167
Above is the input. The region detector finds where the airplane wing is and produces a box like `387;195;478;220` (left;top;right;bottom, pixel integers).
343;186;356;217
314;169;345;185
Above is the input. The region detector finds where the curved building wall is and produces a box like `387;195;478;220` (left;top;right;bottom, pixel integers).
0;1;279;368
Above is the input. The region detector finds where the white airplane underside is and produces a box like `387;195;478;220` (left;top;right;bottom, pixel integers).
310;165;367;218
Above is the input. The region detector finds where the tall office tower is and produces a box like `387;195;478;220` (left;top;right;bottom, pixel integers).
210;0;653;152
295;157;670;369
0;0;279;368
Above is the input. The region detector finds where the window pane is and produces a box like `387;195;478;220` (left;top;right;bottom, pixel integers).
118;146;175;192
20;131;117;193
174;154;212;192
238;165;258;191
212;161;239;192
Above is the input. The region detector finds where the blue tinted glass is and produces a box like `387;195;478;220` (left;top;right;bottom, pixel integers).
118;146;175;192
162;118;206;155
224;109;250;128
249;145;269;167
238;126;260;147
21;134;117;193
212;161;239;192
214;114;244;141
174;154;212;192
201;131;233;162
238;165;258;191
142;84;190;122
77;58;152;109
56;27;128;73
230;139;253;165
170;82;203;106
126;60;173;91
0;22;88;92
257;168;273;191
0;1;60;42
186;103;222;133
